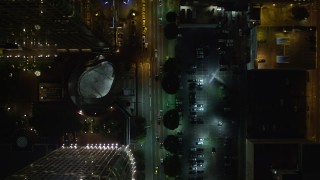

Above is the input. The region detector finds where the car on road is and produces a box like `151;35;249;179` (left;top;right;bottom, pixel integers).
155;75;159;81
154;49;158;58
212;147;216;154
155;166;158;175
257;59;266;63
142;35;146;43
190;147;197;152
156;136;159;142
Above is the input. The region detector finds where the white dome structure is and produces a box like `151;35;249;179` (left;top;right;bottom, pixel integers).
78;61;114;98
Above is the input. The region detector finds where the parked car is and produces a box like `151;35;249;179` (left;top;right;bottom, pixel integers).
196;141;203;145
197;148;204;152
188;79;197;82
197;154;204;158
197;159;204;163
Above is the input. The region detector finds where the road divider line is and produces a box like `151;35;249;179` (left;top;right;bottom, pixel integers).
149;111;152;123
150;97;152;107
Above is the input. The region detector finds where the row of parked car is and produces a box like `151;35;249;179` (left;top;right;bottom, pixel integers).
188;146;205;175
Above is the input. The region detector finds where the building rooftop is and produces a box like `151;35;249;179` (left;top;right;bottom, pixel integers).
6;144;136;180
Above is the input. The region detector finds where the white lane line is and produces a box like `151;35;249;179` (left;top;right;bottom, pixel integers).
149;111;152;124
150;96;152;107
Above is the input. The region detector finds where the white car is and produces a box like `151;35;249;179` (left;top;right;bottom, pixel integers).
154;49;158;58
196;141;203;145
142;35;146;43
197;154;204;158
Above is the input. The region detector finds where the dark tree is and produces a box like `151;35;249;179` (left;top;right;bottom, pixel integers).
161;76;180;94
162;109;179;130
291;6;309;21
166;11;177;23
163;58;178;74
163;135;179;154
164;23;179;40
163;155;181;177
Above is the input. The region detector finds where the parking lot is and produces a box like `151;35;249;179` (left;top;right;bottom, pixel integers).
174;25;245;179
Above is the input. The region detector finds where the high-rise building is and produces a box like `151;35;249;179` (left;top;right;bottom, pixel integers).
5;144;136;180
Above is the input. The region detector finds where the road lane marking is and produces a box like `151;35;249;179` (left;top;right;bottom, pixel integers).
150;97;152;107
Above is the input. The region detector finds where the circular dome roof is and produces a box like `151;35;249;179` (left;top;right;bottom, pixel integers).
78;61;114;98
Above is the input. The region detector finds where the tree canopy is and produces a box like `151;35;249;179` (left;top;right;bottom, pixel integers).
161;58;180;94
163;58;178;74
162;109;179;130
166;12;178;23
161;76;180;94
163;155;181;177
163;135;179;154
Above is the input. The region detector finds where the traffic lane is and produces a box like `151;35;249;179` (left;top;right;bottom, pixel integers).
150;0;161;179
140;63;155;179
